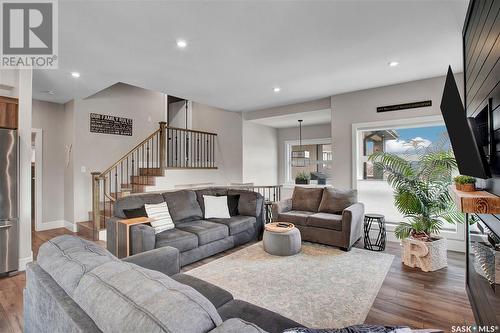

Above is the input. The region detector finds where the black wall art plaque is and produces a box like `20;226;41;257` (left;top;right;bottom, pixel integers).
90;113;133;136
377;100;432;113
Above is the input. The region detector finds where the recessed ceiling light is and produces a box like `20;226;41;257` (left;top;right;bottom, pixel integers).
71;72;80;78
176;39;187;48
273;87;281;93
388;61;399;67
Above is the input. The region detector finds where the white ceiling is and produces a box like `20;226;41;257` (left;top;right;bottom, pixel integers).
249;109;331;129
33;0;469;112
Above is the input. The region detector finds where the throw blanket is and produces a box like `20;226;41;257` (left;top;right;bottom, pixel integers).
284;326;442;333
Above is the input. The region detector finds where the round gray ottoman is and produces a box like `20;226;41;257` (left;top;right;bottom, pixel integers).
263;223;301;256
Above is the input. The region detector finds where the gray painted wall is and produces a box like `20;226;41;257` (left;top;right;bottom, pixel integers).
63;100;75;225
242;121;278;185
71;83;166;223
331;74;464;189
32;100;66;225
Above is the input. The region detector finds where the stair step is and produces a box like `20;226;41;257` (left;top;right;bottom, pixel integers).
76;221;99;240
110;192;128;200
87;211;108;223
139;168;164;176
130;175;156;186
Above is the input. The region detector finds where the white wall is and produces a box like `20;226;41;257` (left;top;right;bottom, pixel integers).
71;83;166;223
277;123;331;184
331;74;464;189
32;100;66;228
242;121;278;185
150;102;244;190
0;69;33;270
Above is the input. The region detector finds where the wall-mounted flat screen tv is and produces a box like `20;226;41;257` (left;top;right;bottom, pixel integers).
440;66;491;179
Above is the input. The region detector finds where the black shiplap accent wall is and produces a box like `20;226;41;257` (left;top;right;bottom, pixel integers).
464;0;500;194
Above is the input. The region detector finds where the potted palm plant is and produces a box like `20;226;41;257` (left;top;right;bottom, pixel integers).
295;171;310;185
369;146;464;272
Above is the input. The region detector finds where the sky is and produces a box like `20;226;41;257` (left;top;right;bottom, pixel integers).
384;125;449;154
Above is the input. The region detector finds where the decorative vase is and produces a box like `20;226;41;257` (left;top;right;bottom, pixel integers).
456;183;476;192
295;179;308;185
401;237;447;272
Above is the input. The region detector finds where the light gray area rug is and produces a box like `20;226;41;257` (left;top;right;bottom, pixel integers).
187;242;394;329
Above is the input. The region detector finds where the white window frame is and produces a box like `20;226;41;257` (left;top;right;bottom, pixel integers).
351;115;466;252
284;138;331;184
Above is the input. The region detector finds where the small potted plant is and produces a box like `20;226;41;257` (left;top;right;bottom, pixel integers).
295;171;310;185
454;175;476;192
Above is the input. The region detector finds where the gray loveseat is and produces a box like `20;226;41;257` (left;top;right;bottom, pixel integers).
106;187;264;265
272;187;364;251
25;235;301;333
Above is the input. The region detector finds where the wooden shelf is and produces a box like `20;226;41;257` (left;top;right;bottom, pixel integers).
449;185;500;214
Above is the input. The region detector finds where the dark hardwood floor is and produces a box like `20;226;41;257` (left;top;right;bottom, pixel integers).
0;229;474;333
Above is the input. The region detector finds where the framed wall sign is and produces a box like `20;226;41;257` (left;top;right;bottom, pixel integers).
377;100;432;113
90;113;133;136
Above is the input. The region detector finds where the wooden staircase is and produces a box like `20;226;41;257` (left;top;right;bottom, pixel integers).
77;167;164;239
82;122;218;240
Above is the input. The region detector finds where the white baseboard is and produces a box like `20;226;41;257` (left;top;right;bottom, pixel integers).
99;229;106;241
64;221;78;232
18;252;33;271
35;220;65;231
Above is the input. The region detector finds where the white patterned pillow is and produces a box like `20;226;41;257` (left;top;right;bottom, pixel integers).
144;202;174;234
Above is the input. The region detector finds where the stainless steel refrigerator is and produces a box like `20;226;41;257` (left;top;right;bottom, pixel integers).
0;128;18;274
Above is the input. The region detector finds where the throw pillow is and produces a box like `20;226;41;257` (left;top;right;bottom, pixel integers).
144;202;175;234
291;187;324;212
216;194;240;216
123;206;147;219
318;188;357;214
204;195;231;219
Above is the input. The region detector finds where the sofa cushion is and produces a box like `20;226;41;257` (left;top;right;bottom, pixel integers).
291;187;324;212
208;216;256;235
123;206;147;219
277;210;315;226
172;273;234;309
196;188;229;213
37;235;117;296
156;228;199;252
176;220;229;245
73;260;222;333
221;194;240;216
306;213;343;231
209;318;268;333
227;189;262;217
204;195;231;219
163;190;203;223
218;299;301;333
114;193;165;219
318;188;357;214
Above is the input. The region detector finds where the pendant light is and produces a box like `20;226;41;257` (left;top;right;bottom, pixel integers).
291;119;310;167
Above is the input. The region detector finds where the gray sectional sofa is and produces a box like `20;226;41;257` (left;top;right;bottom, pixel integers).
272;187;364;251
25;235;301;333
106;187;264;265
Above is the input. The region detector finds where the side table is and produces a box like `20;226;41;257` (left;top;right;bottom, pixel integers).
264;201;274;224
116;217;152;258
363;214;386;251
